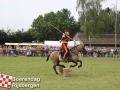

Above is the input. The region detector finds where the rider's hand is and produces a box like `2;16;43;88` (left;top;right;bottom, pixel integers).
62;33;65;37
59;40;61;43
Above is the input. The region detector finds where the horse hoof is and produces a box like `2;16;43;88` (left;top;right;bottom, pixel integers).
78;65;82;68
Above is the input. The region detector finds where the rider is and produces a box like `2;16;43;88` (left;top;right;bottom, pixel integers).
60;30;73;61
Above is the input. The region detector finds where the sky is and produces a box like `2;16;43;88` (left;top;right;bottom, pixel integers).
0;0;120;31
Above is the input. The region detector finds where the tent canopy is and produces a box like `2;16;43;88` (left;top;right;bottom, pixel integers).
44;41;80;47
5;43;44;46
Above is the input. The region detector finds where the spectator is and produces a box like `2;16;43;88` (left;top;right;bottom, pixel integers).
44;46;49;56
19;46;24;56
114;47;119;57
110;48;114;57
0;45;2;56
102;47;107;57
26;46;31;56
86;46;91;57
106;47;110;57
96;47;101;57
3;46;7;56
31;46;36;56
41;47;45;57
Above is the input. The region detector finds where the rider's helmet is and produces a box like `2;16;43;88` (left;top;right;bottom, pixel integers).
64;30;69;35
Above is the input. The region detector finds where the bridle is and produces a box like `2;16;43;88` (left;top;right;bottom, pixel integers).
69;45;80;57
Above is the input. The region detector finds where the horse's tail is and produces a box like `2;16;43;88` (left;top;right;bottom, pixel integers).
46;54;50;62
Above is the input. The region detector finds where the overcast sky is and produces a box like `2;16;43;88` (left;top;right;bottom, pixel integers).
0;0;119;31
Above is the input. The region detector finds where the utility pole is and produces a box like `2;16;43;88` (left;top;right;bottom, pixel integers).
89;35;91;47
115;0;118;48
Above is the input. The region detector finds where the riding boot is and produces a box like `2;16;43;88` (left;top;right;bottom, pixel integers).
62;58;67;63
63;60;67;63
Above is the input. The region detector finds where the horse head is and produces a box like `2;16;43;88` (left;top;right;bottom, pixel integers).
81;45;87;56
75;44;87;56
79;40;87;56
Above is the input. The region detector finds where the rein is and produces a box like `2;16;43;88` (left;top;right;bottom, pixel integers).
70;50;79;57
70;45;80;57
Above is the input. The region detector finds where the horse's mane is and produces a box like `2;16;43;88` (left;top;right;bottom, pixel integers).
70;44;80;51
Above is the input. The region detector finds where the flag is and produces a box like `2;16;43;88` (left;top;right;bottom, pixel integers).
0;74;12;88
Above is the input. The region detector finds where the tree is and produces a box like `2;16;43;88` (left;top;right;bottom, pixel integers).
0;29;8;44
31;8;79;41
117;12;120;37
76;0;106;38
0;8;80;44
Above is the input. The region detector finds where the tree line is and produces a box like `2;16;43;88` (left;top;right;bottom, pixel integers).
0;8;80;44
76;0;120;38
0;1;120;44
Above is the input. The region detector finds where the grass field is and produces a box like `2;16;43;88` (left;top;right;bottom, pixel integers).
0;56;120;90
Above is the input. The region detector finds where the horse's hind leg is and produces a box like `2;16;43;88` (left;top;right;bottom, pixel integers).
70;62;78;68
53;64;58;74
53;61;65;74
53;61;59;74
57;63;66;74
77;59;82;68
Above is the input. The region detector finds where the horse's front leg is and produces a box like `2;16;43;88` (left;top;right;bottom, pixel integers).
58;64;66;68
77;59;82;68
70;61;78;68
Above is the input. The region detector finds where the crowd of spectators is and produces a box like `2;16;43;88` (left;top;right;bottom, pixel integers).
0;45;60;57
0;45;120;57
84;46;120;57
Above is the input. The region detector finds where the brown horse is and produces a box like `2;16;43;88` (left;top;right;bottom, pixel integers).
46;44;87;74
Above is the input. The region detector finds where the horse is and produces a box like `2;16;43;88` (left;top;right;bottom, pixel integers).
46;44;87;74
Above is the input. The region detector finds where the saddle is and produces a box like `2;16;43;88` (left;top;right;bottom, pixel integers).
59;47;70;61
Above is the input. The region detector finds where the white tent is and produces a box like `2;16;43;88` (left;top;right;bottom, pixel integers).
5;43;44;46
44;41;80;47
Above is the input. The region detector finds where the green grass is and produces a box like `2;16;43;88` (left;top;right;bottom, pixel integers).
0;56;120;90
